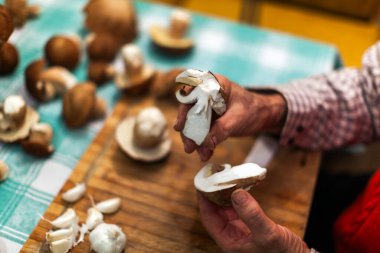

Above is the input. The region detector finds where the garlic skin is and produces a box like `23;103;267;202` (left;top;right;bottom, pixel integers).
86;207;104;230
95;197;121;214
61;183;86;203
89;223;127;253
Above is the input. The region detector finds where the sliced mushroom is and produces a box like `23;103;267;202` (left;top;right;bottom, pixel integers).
21;122;54;157
0;96;39;143
175;69;226;145
84;0;137;44
44;35;81;70
63;82;107;128
195;163;267;206
150;9;193;54
0;5;13;47
114;44;156;95
0;42;19;75
116;107;171;162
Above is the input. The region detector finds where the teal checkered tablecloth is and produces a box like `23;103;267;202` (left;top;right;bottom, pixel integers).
0;0;340;251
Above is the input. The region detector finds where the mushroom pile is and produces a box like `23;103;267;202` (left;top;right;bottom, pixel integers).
0;5;19;75
150;9;193;54
4;0;40;27
116;106;171;162
194;163;267;206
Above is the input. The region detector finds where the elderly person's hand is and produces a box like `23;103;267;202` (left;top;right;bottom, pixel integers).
174;74;286;161
198;189;310;253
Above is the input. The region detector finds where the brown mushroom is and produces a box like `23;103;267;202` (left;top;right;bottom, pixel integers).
87;62;113;85
63;82;107;128
150;68;185;99
150;9;193;55
83;0;137;44
44;35;81;70
4;0;40;27
25;59;45;101
116;107;171;162
21;123;54;156
86;33;119;62
0;42;19;75
0;5;13;47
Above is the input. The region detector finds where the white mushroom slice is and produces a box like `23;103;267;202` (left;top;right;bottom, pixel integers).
61;183;86;203
49;208;78;229
95;197;121;214
86;207;104;230
46;227;74;243
194;163;267;206
89;223;127;253
175;69;226;145
49;237;73;253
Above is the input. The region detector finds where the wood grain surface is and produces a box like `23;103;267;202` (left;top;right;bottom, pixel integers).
21;95;321;253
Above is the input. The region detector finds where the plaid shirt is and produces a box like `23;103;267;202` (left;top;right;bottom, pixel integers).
276;42;380;150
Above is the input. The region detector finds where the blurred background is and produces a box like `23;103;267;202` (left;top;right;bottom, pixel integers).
149;0;380;66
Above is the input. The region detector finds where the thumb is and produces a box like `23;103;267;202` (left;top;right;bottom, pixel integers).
231;189;277;235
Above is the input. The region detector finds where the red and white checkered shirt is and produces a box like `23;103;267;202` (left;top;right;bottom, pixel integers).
276;42;380;150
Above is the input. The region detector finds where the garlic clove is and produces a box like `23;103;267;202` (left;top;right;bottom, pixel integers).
49;208;78;229
95;197;121;214
61;182;86;203
86;207;104;230
89;223;127;253
49;237;73;253
46;227;74;243
0;160;9;181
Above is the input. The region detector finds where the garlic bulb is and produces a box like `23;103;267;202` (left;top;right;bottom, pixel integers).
86;207;104;230
61;183;86;203
89;223;127;253
95;197;121;214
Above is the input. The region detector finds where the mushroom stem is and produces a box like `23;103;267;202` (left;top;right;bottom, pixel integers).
121;44;144;79
169;9;191;39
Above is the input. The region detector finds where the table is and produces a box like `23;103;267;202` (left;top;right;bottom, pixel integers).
0;0;339;252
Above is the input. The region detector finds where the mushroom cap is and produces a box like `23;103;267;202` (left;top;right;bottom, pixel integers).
0;5;14;47
116;116;171;162
0;42;19;75
21;123;54;157
88;62;112;85
4;0;28;27
194;163;267;206
44;35;80;70
151;68;185;99
63;82;96;128
114;64;156;95
84;0;137;44
24;58;47;101
86;33;119;62
150;25;193;55
0;106;39;143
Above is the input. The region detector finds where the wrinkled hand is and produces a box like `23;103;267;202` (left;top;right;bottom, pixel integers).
174;74;286;161
198;190;310;253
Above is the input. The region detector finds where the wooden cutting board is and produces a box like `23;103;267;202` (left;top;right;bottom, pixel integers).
21;95;320;253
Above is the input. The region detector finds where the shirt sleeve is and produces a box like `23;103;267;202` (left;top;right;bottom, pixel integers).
274;42;380;150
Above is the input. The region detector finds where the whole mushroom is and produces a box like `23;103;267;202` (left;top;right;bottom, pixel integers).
88;62;113;85
0;5;14;47
44;35;81;70
21;123;54;156
86;33;119;62
84;0;137;44
4;0;40;27
63;82;107;128
150;68;185;99
0;42;19;75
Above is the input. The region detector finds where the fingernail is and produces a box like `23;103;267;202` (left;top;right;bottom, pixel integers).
232;190;248;206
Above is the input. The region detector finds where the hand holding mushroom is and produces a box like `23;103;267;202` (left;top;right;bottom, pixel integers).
174;70;287;161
